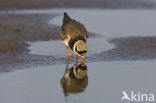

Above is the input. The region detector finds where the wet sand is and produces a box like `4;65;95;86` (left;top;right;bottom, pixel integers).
0;13;59;71
0;12;96;72
1;36;156;73
0;0;156;9
1;9;156;73
96;37;156;61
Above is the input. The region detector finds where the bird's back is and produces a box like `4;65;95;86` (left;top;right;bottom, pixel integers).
63;20;87;39
60;13;87;41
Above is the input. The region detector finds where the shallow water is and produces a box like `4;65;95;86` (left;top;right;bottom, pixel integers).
1;8;156;103
28;37;114;56
0;60;156;103
28;9;156;57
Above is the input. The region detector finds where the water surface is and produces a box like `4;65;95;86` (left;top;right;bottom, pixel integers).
0;8;156;103
0;60;156;103
28;37;114;56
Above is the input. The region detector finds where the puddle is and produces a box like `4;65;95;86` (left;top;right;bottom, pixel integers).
28;37;114;56
0;60;156;103
28;9;156;56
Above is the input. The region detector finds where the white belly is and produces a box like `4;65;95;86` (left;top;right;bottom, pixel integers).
63;38;70;47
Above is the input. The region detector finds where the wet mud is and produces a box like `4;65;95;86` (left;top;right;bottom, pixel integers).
1;10;156;74
0;0;156;9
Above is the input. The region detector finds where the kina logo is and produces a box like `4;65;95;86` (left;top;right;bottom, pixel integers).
121;91;154;102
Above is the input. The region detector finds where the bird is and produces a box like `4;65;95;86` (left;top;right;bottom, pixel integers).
60;62;88;96
60;12;87;61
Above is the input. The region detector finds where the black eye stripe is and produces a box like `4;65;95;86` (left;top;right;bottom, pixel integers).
78;51;87;54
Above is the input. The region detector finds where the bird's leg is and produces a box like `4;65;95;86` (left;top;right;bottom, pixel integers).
67;48;72;57
66;47;72;64
66;57;70;64
75;54;79;63
65;63;69;72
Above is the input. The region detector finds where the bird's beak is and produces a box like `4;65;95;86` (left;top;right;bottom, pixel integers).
81;54;85;60
81;54;85;64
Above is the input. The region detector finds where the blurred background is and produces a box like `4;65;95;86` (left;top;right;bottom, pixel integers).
0;0;156;9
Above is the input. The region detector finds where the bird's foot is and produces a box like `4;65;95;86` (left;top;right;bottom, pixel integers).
81;54;85;64
68;49;73;57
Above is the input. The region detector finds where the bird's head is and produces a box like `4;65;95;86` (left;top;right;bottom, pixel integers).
73;40;87;58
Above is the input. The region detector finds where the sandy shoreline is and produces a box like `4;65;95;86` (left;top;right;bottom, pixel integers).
1;7;156;73
0;12;96;72
0;13;59;71
0;0;156;9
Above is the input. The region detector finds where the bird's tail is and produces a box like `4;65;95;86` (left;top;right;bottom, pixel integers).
63;12;71;25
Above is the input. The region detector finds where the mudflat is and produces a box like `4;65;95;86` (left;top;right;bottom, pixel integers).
0;1;156;72
0;0;155;9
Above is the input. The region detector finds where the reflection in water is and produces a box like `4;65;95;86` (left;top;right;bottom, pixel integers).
60;62;88;96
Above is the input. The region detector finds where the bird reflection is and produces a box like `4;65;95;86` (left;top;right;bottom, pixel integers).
60;62;88;96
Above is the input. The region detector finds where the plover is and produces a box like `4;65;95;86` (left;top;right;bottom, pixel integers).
60;62;88;95
60;12;87;60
